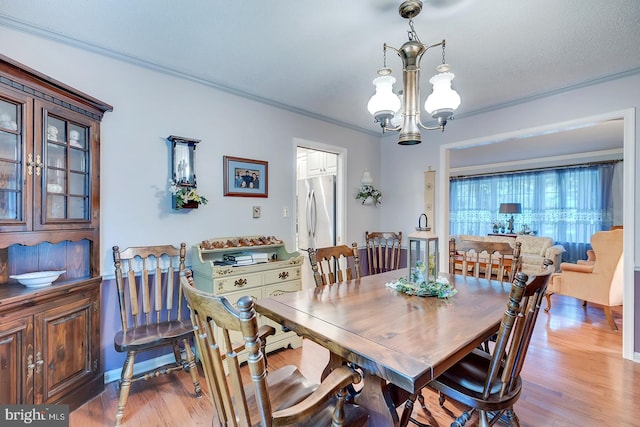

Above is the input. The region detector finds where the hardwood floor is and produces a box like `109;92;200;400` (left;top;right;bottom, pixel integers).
70;295;637;426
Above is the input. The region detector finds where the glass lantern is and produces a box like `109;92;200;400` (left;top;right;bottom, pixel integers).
407;218;439;284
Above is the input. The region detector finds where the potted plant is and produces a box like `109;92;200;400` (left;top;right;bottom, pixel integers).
170;180;208;209
355;184;382;206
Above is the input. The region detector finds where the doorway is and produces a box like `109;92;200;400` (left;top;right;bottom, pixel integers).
294;141;344;289
436;108;635;360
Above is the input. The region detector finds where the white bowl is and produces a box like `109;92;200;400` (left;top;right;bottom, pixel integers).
10;270;66;288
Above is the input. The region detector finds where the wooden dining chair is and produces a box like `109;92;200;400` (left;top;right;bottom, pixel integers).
449;238;522;283
400;260;554;427
365;231;403;274
112;244;202;426
308;243;361;286
180;271;369;426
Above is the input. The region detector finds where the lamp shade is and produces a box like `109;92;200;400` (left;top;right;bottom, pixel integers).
499;203;522;214
367;74;401;121
424;71;461;116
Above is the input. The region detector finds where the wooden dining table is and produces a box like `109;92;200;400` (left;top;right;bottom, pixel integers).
255;270;512;426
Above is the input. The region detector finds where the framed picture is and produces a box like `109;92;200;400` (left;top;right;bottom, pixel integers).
223;156;268;197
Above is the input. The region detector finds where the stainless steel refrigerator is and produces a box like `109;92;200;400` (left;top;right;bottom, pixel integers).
297;175;336;250
297;175;336;287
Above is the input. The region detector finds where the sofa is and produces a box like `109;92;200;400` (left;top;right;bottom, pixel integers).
452;234;565;276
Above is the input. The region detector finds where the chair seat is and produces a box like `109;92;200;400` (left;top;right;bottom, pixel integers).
431;345;522;411
245;365;369;427
114;319;194;352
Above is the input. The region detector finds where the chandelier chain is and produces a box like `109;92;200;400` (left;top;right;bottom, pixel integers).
441;41;446;64
407;19;421;43
383;43;388;68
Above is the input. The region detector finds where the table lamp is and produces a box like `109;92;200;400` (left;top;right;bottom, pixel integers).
499;203;522;234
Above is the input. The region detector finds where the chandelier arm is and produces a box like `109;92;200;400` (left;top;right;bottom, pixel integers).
417;121;445;131
421;40;445;51
382;123;402;132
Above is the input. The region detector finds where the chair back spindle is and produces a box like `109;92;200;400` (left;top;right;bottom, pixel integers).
449;238;522;283
308;243;361;286
365;231;402;274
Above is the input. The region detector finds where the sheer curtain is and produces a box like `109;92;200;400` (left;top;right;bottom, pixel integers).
450;162;618;263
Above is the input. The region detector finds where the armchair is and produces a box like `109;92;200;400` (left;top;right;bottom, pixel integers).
545;229;623;330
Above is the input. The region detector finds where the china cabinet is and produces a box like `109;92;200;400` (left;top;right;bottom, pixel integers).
191;235;303;361
0;54;112;409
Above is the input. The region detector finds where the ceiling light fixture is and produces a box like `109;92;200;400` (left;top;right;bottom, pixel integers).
367;0;461;145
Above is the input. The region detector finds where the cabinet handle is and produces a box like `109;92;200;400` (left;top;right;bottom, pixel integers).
35;154;43;176
234;278;247;287
27;153;34;176
278;271;290;280
35;352;44;374
26;354;34;379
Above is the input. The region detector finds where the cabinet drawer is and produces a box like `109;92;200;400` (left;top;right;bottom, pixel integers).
264;267;301;285
214;272;264;294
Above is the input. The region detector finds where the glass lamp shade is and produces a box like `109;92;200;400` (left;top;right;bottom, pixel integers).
367;74;401;121
361;169;373;185
424;71;461;117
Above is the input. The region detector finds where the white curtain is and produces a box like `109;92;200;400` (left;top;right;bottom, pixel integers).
450;162;618;263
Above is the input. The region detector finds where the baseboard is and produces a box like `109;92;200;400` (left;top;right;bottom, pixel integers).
104;353;178;384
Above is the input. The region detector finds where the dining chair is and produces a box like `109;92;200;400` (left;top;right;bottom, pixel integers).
112;244;202;426
308;242;361;286
449;238;522;284
400;259;554;427
364;231;403;274
180;271;369;426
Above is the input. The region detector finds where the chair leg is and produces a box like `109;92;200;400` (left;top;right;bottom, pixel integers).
544;292;553;312
399;393;417;427
451;410;473;427
115;351;135;426
182;337;202;397
603;306;619;331
502;407;521;426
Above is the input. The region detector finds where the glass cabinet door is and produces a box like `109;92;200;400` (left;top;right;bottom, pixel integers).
0;95;29;231
43;114;91;223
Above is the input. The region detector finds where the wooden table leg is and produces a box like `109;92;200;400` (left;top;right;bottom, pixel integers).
355;371;400;426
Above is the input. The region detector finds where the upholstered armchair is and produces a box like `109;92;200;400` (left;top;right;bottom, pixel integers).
545;229;623;330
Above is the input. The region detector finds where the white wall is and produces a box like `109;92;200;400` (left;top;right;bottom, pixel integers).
0;26;382;274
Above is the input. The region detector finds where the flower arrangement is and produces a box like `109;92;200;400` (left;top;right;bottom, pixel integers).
491;219;505;233
169;180;208;209
386;260;457;299
355;184;382;205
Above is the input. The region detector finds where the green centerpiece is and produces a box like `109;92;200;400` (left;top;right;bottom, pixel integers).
386;260;457;298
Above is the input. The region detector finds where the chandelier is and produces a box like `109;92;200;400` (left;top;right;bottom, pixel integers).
367;0;461;145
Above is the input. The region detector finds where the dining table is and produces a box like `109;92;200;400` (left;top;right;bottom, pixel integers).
254;270;512;426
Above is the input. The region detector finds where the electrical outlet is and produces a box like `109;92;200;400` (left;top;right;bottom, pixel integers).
283;207;289;217
252;206;261;218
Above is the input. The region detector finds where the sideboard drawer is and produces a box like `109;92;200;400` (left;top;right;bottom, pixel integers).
214;272;264;294
264;267;301;285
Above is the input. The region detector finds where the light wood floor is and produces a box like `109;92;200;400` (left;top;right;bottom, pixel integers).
70;295;637;426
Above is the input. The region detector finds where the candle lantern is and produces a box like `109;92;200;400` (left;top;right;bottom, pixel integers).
407;213;439;284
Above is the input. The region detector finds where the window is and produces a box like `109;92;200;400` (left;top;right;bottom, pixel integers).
450;163;618;263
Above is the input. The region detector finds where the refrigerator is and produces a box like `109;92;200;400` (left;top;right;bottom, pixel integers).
297;175;336;287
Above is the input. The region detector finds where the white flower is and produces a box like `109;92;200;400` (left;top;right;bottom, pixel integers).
355;184;383;205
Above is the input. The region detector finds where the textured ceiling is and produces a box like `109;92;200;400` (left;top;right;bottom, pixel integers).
0;0;638;138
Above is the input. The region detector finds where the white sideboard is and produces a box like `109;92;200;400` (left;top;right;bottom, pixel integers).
190;236;303;360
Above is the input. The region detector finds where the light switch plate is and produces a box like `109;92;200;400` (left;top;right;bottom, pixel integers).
252;206;261;218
